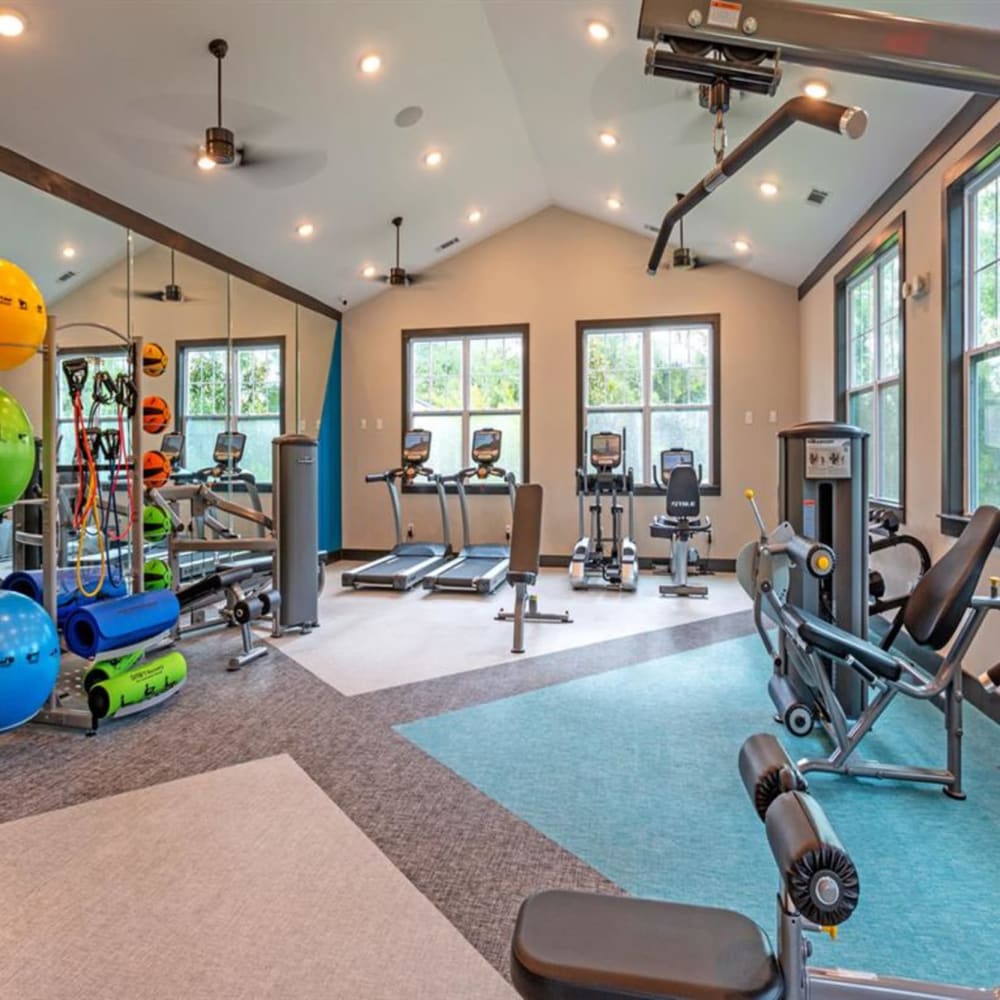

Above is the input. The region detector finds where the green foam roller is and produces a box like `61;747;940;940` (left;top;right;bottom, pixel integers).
82;650;143;692
87;652;188;721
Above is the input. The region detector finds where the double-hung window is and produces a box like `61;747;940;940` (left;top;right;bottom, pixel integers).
177;339;283;486
943;136;1000;530
964;166;1000;509
403;326;527;483
837;229;904;506
578;317;720;489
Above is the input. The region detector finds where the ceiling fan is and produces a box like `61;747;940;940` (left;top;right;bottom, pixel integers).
114;248;202;302
196;38;322;179
373;217;427;286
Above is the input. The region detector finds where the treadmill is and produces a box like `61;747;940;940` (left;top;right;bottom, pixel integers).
422;428;516;595
342;429;451;590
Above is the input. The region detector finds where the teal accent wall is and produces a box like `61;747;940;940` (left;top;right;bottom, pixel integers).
318;320;342;552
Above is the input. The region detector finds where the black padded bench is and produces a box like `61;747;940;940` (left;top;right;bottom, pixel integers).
512;891;782;1000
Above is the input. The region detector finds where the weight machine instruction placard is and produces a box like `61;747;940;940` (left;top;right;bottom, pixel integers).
805;438;851;479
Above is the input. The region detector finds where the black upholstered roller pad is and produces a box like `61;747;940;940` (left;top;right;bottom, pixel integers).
738;733;803;821
765;792;859;927
511;891;783;1000
784;605;901;681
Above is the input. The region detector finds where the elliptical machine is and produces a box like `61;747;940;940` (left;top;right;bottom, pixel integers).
649;448;712;598
569;430;637;591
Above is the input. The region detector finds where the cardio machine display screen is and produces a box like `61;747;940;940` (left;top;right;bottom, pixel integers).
213;432;247;463
661;449;694;473
403;430;431;464
591;433;622;469
471;428;501;464
160;433;184;461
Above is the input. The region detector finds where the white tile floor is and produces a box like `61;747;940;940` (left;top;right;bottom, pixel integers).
266;562;752;696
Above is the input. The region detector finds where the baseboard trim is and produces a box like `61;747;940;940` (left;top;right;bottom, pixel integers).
341;548;389;561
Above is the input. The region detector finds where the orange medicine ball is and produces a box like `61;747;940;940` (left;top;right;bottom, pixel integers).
143;450;171;489
142;395;171;434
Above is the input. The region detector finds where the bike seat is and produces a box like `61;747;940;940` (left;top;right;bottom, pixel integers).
511;891;782;1000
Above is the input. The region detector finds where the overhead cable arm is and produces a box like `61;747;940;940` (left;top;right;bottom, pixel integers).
646;97;866;275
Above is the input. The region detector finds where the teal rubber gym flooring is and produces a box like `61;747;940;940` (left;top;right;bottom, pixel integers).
397;634;1000;988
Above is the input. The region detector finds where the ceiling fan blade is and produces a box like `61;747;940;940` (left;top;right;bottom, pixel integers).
236;147;328;188
111;288;165;300
406;273;429;285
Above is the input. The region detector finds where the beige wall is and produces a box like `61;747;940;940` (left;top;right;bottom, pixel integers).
799;103;1000;670
342;206;801;559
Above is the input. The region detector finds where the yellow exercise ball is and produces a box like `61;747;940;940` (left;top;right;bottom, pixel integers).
0;259;47;371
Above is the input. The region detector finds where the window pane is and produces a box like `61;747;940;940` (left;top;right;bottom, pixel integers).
878;383;901;503
185;416;228;472
470;412;522;482
974;262;999;348
879;316;901;379
848;275;875;387
469;336;522;410
411;339;463;411
585;410;643;482
414;414;463;476
879;252;900;323
651;327;710;406
238;417;280;483
586;331;643;406
651;409;711;483
971;352;1000;508
186;348;229;416
848;389;875;492
237;346;281;417
975;177;998;270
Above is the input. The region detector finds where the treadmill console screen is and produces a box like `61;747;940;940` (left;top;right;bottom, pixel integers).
403;429;431;465
213;432;247;464
160;432;184;462
661;449;694;475
590;432;622;470
471;428;502;465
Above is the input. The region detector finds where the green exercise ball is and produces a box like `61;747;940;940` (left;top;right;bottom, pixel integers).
143;504;172;542
143;558;173;592
0;388;35;511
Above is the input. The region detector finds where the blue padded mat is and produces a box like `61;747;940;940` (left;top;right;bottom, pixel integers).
397;634;1000;987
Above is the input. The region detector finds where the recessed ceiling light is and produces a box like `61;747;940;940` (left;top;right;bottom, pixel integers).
362;265;377;279
359;53;382;75
759;180;779;198
61;246;77;260
803;81;829;99
467;209;482;223
0;10;25;37
733;238;751;253
423;149;443;168
587;20;612;42
599;131;619;148
606;195;623;211
197;151;216;171
296;222;315;238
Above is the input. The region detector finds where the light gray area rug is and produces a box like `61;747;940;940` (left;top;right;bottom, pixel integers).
0;755;516;1000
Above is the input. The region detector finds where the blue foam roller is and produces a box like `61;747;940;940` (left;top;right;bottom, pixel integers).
1;569;126;627
63;591;180;659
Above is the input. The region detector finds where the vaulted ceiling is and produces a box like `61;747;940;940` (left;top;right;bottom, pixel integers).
1;0;998;310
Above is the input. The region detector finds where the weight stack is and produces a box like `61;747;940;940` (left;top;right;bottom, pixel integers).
273;434;320;633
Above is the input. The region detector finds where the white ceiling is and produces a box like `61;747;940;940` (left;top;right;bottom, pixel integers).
0;1;998;310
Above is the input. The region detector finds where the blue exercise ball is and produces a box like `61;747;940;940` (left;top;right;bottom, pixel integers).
0;590;60;732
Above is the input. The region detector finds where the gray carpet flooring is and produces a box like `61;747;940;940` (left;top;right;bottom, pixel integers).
0;610;756;978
